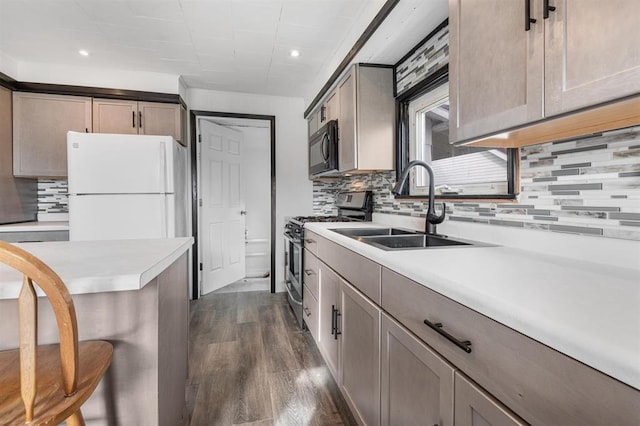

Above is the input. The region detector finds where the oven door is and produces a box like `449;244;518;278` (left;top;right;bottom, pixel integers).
284;232;303;294
284;232;304;326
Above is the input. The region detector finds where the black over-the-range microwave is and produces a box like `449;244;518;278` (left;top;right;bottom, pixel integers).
309;119;339;177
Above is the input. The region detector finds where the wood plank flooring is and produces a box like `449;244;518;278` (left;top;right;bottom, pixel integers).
187;290;357;426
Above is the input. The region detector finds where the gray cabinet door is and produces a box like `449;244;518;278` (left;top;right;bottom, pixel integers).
544;0;640;116
381;313;454;426
317;263;340;379
13;92;92;178
92;98;139;135
449;0;543;143
340;282;381;426
338;67;357;172
139;102;181;141
454;373;526;426
325;90;339;122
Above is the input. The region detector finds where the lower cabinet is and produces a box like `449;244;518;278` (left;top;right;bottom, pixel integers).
340;281;381;426
317;262;381;426
381;313;454;426
454;373;526;426
317;263;341;378
302;283;319;342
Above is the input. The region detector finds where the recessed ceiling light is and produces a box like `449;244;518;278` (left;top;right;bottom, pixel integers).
290;50;300;58
78;50;90;57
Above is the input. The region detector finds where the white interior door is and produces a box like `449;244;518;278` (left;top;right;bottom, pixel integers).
199;120;246;295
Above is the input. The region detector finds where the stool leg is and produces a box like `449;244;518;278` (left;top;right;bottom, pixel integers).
66;410;86;426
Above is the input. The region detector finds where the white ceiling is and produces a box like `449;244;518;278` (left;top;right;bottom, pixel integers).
0;0;447;99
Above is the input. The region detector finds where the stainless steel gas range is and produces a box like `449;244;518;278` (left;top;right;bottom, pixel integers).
284;191;373;327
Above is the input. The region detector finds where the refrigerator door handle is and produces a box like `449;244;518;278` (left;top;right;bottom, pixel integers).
159;142;167;192
160;195;168;237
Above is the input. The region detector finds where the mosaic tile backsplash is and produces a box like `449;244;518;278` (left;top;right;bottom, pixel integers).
313;126;640;241
37;180;69;214
395;23;449;96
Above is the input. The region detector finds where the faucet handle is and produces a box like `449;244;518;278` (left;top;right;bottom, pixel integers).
427;202;446;225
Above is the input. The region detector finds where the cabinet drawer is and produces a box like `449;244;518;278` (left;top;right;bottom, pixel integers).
382;267;640;426
304;230;319;255
303;249;319;300
303;284;319;342
317;234;381;304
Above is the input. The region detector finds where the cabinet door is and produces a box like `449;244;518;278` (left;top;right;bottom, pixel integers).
545;0;640;116
338;67;357;172
449;0;543;143
381;313;454;426
308;112;319;137
317;263;340;379
92;98;138;135
340;282;381;426
454;373;526;426
303;284;319;343
139;102;181;141
325;90;339;122
13;92;92;178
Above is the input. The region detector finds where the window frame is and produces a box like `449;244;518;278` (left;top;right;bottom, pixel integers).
394;66;519;200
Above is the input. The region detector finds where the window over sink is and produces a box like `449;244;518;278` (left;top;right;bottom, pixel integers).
406;82;518;198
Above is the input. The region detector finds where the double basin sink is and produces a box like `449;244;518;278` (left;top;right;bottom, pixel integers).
331;227;485;250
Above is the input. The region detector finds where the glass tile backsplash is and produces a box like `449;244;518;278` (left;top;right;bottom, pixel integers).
37;180;69;214
313;126;640;241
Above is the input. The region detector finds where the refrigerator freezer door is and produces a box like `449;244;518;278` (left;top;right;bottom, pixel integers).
67;132;176;194
69;194;176;241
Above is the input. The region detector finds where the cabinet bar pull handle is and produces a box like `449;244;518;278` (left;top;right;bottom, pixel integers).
304;307;311;317
305;239;316;244
543;0;556;19
139;111;142;128
304;269;314;276
331;304;336;336
132;111;136;128
424;319;472;353
525;0;536;31
334;309;342;339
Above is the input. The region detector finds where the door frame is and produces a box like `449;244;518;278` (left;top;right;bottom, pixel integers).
190;110;276;298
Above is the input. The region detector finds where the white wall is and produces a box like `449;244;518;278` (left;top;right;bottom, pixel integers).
12;61;181;94
238;125;271;277
188;88;314;292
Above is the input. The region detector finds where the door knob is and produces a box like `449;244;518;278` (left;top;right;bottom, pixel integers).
240;210;247;215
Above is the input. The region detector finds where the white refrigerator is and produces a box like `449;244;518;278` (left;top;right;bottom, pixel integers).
67;131;188;241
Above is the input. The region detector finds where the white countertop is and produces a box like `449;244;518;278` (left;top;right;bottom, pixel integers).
305;221;640;391
0;237;193;299
0;221;69;232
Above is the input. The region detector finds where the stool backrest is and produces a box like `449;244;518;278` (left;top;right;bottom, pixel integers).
0;241;79;422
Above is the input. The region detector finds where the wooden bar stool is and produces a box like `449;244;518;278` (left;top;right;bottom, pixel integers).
0;241;113;425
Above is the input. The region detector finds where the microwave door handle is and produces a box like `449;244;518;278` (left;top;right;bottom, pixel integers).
321;133;330;164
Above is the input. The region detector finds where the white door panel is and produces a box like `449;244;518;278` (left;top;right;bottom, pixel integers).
199;120;246;295
69;194;171;240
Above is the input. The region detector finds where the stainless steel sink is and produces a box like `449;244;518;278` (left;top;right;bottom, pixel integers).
332;227;418;237
330;227;488;250
362;234;472;250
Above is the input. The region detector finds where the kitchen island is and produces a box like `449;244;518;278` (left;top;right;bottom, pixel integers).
0;237;193;426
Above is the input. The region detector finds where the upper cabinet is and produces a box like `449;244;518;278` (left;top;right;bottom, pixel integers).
448;0;543;143
449;0;640;146
544;1;640;116
93;99;183;143
338;64;395;173
13;92;92;178
307;63;395;178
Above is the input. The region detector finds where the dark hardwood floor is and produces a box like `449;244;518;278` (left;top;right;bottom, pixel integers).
187;290;357;426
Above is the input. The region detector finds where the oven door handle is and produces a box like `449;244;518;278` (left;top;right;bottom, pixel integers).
285;280;303;306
